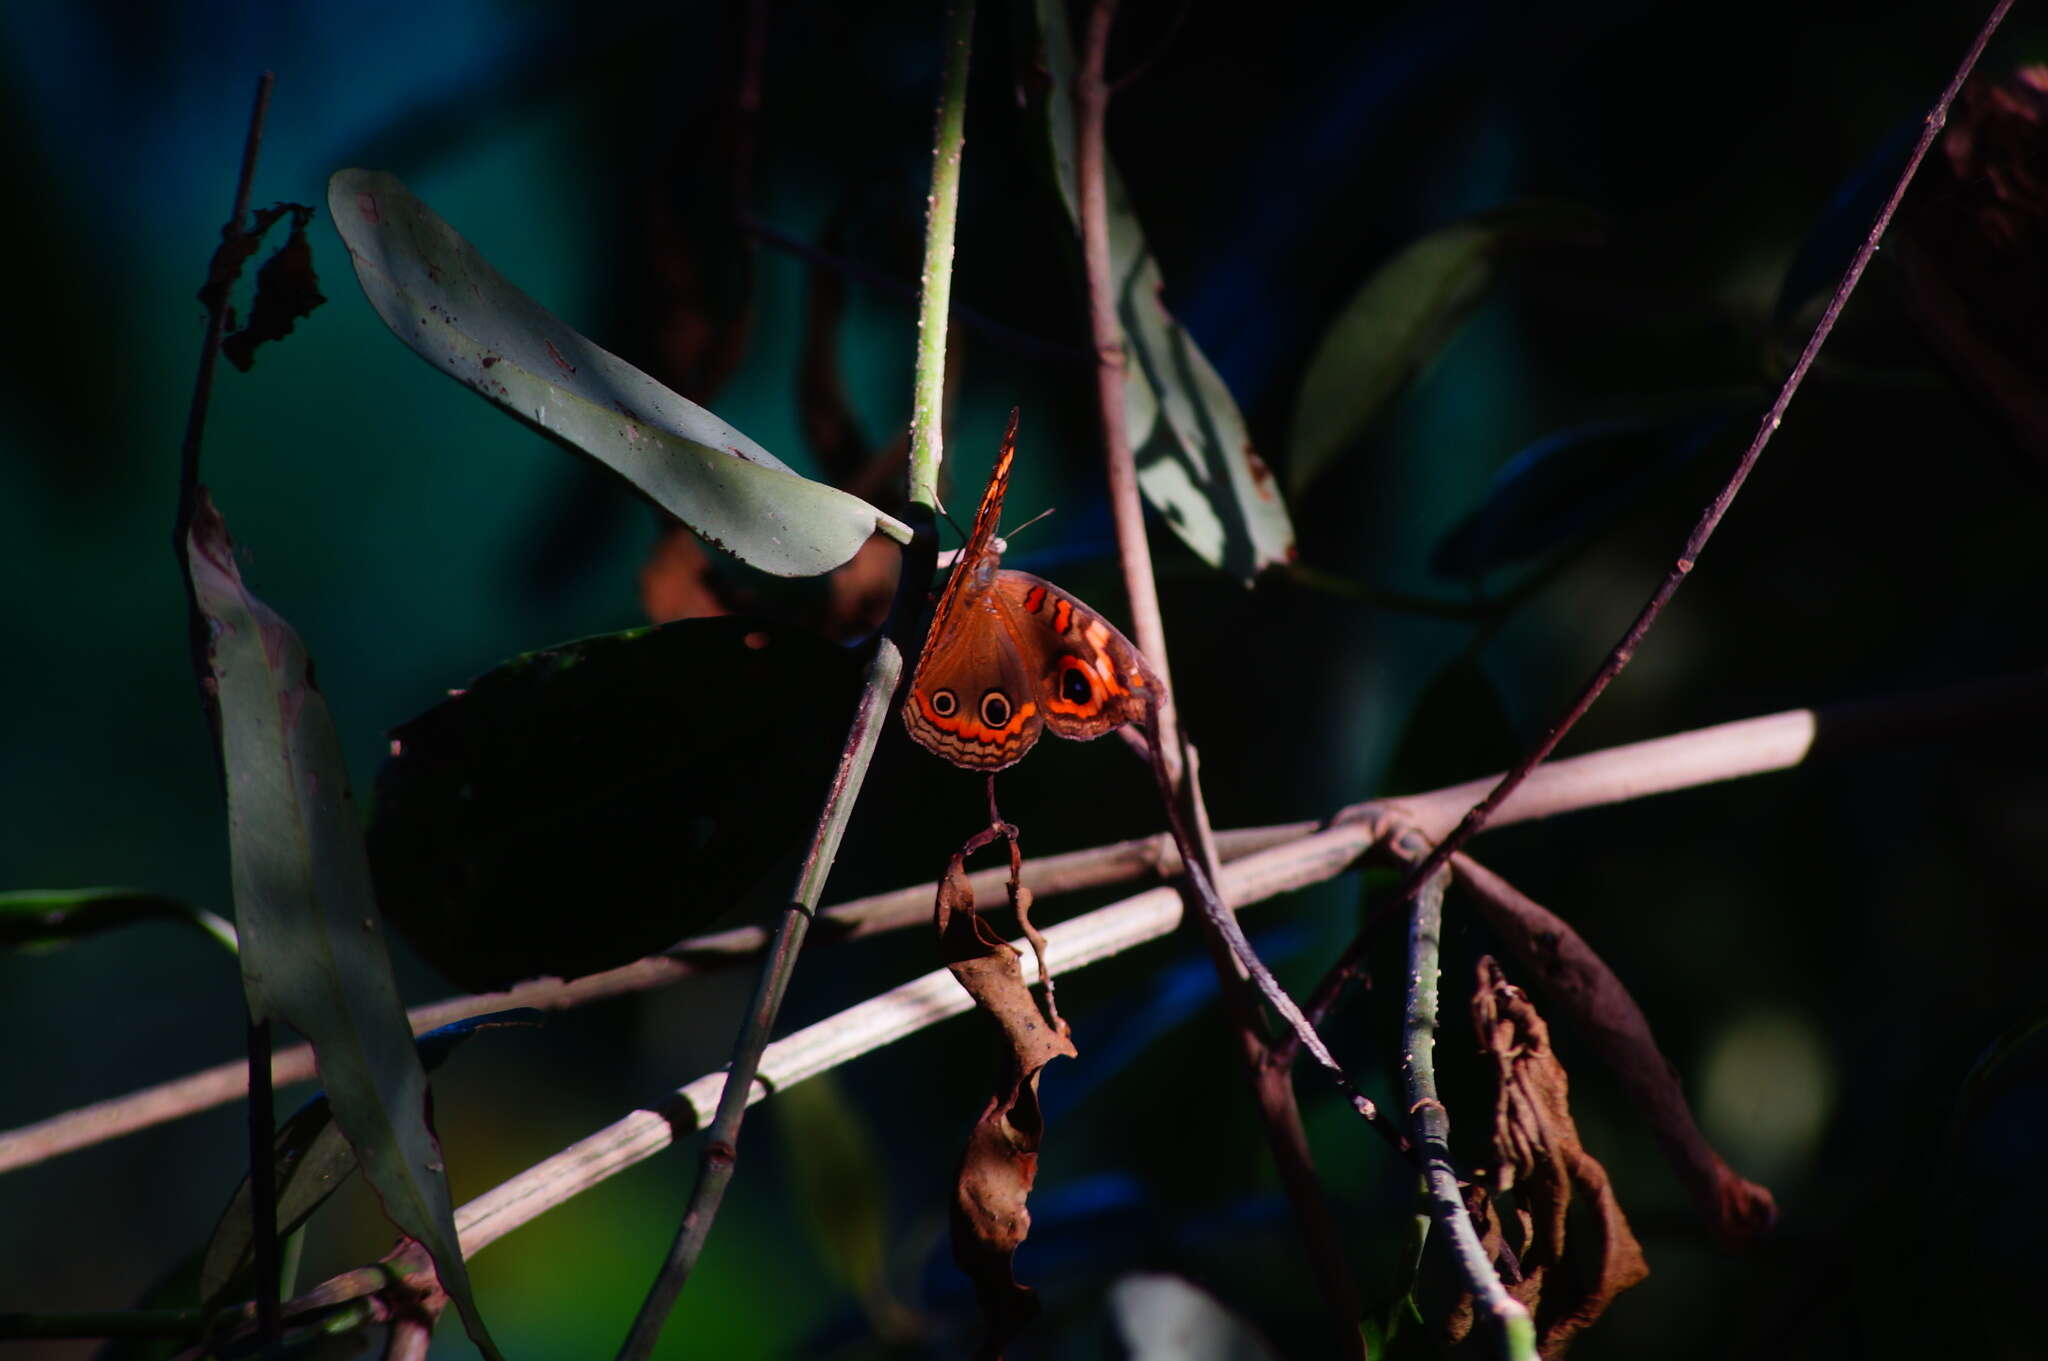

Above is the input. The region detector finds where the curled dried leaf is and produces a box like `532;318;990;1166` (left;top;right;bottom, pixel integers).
1448;956;1646;1357
222;203;326;372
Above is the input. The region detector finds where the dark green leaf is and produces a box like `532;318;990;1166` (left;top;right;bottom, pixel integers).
326;168;908;579
185;495;500;1360
1431;400;1744;580
1029;0;1295;581
200;1010;544;1312
0;888;236;954
1291;203;1602;496
777;1073;920;1342
369;617;865;991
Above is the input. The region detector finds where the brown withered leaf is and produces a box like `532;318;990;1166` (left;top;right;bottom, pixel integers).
640;524;738;624
1893;66;2048;479
220;203;326;372
1454;853;1777;1245
1448;956;1647;1357
937;844;1076;1360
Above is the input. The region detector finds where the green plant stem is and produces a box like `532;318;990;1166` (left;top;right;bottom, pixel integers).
1399;852;1535;1360
612;7;973;1356
907;0;977;512
1309;0;2016;1029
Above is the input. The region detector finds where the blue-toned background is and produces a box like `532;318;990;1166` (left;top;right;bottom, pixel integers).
4;2;2045;1357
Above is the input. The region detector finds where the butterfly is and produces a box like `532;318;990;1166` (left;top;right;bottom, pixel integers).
901;411;1162;771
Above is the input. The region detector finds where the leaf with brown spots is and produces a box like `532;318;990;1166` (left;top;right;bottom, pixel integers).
936;844;1076;1360
1446;957;1647;1358
1454;855;1777;1244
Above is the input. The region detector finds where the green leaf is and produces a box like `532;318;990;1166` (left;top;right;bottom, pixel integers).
777;1073;920;1342
185;494;501;1360
326;168;908;579
1290;204;1600;496
368;617;864;991
1029;1;1295;581
200;1010;544;1312
0;888;236;954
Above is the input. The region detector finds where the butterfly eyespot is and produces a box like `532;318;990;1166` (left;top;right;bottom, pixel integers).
930;689;958;717
980;690;1012;727
1060;665;1093;705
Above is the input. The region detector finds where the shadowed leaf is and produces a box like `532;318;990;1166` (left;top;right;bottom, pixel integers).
185;494;499;1359
1431;401;1742;580
1291;204;1601;497
199;1010;543;1311
1029;0;1295;581
369;617;864;990
327;168;908;578
0;888;236;955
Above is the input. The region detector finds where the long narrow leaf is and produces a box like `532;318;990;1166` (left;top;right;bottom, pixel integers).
1030;1;1295;581
327;168;908;579
186;495;501;1359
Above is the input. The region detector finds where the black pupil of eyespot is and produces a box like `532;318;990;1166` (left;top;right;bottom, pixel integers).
933;689;956;715
1062;667;1092;703
982;691;1009;725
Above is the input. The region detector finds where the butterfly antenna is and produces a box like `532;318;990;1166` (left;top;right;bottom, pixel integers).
1005;506;1057;540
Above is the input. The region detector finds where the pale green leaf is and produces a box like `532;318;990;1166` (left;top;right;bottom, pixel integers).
327;168;908;579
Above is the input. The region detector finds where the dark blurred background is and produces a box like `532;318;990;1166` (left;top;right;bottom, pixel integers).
3;1;2045;1357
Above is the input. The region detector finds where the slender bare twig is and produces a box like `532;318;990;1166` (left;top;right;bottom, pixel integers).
1072;8;1374;1346
175;70;279;1346
1313;0;2017;1021
1400;859;1536;1359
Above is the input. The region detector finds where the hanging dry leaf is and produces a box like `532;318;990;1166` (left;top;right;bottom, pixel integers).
1455;854;1777;1244
937;844;1076;1360
217;203;326;372
1444;956;1647;1357
1893;66;2048;477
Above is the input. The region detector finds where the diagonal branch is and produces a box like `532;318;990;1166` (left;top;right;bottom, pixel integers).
1311;0;2017;1025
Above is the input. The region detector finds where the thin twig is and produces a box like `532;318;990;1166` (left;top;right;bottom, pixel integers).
1073;8;1375;1346
613;644;904;1360
1312;0;2016;1022
1400;859;1537;1359
175;69;279;1347
611;7;975;1356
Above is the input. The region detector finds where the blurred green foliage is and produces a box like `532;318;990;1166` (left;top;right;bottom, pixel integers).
2;2;2045;1359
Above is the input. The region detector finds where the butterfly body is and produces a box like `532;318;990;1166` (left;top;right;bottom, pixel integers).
902;415;1160;771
